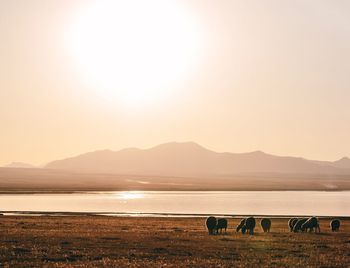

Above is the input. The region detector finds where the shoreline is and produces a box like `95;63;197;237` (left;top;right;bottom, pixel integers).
1;211;350;219
1;189;350;195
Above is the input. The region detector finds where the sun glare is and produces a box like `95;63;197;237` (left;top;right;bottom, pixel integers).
66;0;203;108
118;191;145;200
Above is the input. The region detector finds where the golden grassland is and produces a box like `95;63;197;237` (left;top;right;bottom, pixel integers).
0;216;350;267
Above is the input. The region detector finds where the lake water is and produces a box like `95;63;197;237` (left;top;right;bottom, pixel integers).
0;191;349;216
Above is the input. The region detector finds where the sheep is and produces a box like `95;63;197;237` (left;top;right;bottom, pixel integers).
236;218;246;234
245;217;256;235
236;217;256;235
301;217;320;233
260;218;271;232
288;218;298;232
330;219;340;232
216;218;228;234
206;216;217;235
293;218;308;232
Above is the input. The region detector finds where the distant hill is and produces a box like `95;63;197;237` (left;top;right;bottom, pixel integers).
4;162;36;169
332;157;350;169
45;142;350;177
1;143;350;191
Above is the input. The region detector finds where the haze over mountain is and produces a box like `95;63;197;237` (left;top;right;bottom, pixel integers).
45;142;350;177
1;142;349;192
4;162;36;169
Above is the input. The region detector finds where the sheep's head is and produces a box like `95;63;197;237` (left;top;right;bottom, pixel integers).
300;224;307;232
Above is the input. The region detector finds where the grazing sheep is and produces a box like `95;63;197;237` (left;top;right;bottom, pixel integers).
216;218;228;234
236;218;246;233
206;216;217;235
301;217;320;233
330;219;340;232
245;217;256;235
293;218;308;232
236;217;256;235
260;218;271;232
288;218;298;232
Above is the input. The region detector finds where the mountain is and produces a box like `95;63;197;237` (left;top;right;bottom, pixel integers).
332;157;350;169
45;142;350;177
4;162;36;168
2;143;350;191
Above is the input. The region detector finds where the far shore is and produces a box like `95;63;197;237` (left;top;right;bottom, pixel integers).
2;167;350;192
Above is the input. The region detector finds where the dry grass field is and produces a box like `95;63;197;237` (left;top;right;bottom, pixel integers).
0;216;349;267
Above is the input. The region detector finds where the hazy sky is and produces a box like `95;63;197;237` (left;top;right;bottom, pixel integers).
1;0;350;165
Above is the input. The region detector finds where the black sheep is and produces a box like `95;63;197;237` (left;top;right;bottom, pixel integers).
245;217;256;235
288;218;298;232
236;217;256;235
206;216;217;235
330;219;340;232
293;218;308;232
216;218;228;234
260;218;271;232
301;217;320;233
236;218;246;234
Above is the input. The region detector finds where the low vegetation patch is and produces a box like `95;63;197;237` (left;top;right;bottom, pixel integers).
0;216;349;267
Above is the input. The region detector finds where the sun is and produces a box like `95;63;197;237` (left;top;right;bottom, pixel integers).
66;0;203;108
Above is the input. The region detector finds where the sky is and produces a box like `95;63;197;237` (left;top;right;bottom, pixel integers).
1;0;350;166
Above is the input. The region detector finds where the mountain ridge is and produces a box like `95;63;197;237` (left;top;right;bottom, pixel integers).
45;142;350;177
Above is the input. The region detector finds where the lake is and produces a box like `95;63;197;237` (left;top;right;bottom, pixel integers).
0;191;349;216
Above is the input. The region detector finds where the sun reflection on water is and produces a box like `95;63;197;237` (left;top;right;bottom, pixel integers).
118;191;145;200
